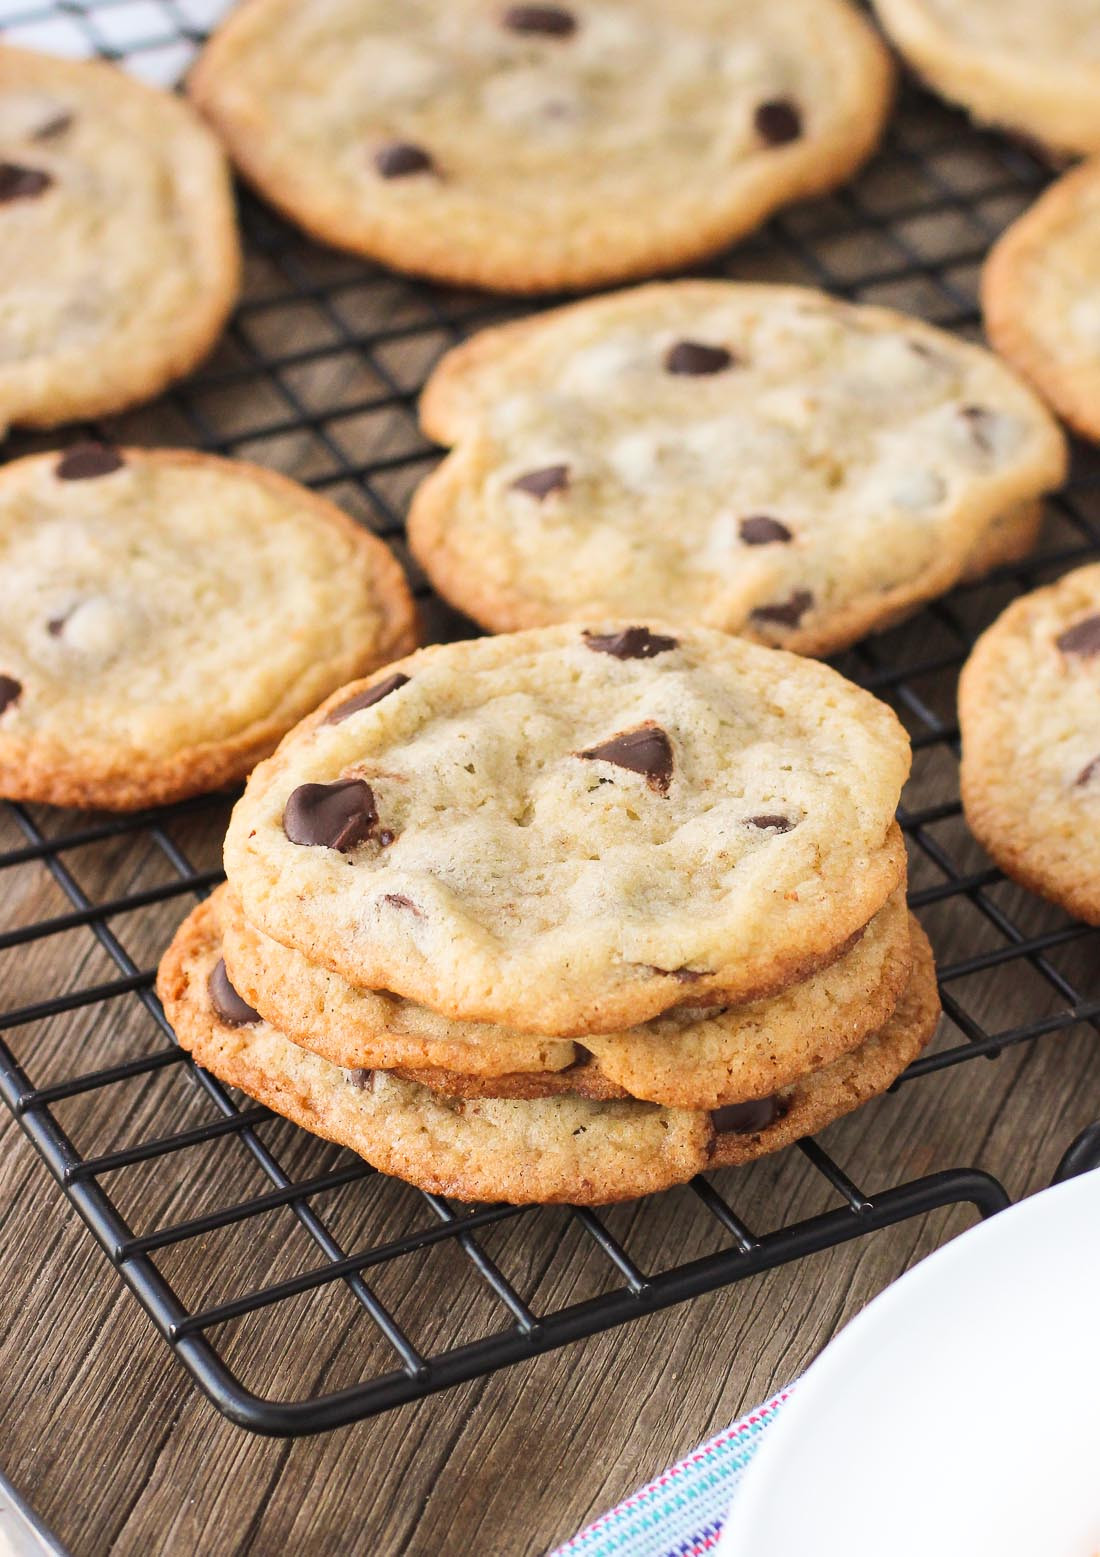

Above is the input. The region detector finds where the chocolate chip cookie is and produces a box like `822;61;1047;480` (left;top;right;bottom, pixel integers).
224;622;911;1035
871;0;1100;157
409;283;1066;654
984;158;1100;445
961;563;1100;923
188;0;892;293
157;894;939;1203
0;45;239;436
0;448;417;810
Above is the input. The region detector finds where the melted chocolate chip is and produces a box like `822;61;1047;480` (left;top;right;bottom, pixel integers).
1056;614;1100;658
0;162;52;203
582;626;678;660
208;959;260;1026
751;590;813;629
343;1067;375;1090
578;724;673;793
374;141;435;178
325;672;410;725
511;464;569;499
55;443;124;481
711;1095;785;1135
383;893;421;915
664;340;733;376
33;111;73;140
0;675;22;714
746;814;794;832
503;3;576;34
1076;756;1100;786
754;99;802;145
739;515;792;545
283;778;378;851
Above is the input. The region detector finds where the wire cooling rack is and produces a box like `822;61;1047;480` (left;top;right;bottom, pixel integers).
2;2;1100;1438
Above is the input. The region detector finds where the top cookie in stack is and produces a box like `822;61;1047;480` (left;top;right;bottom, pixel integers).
159;623;938;1204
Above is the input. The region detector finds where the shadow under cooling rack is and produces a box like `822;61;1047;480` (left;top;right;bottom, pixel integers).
1;10;1100;1434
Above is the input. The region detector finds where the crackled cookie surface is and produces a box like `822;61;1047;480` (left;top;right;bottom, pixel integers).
157;896;938;1203
0;448;417;810
224;623;910;1034
961;564;1100;924
871;0;1100;156
0;46;239;435
410;284;1065;654
984;159;1100;444
221;883;913;1107
189;0;891;293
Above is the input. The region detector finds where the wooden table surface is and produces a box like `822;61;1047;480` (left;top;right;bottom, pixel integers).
2;82;1100;1557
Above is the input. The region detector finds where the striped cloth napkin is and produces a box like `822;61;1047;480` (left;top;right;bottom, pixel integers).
551;1390;792;1557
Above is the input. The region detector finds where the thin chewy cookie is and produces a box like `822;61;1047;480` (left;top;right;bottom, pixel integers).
960;563;1100;924
224;623;911;1035
156;897;939;1204
871;0;1100;157
220;883;913;1107
0;448;417;810
188;0;892;293
0;46;239;436
984;159;1100;445
410;283;1066;654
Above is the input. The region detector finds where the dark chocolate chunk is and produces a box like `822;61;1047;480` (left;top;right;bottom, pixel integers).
751;590;813;629
55;443;124;481
33;111;73;140
578;724;673;793
511;463;570;499
1076;756;1100;787
746;814;794;833
739;515;792;545
0;675;22;714
383;893;421;915
582;626;678;660
374;141;435;178
1056;614;1100;658
325;672;410;725
503;4;576;34
208;959;260;1026
284;778;378;851
754;99;802;145
711;1095;785;1135
664;340;733;376
0;162;52;202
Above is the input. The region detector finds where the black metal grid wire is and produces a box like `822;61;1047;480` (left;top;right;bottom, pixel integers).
2;3;1100;1437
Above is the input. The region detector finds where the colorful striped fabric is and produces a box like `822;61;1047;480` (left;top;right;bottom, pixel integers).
551;1391;791;1557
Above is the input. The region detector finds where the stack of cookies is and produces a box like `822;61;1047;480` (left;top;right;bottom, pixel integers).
158;623;939;1205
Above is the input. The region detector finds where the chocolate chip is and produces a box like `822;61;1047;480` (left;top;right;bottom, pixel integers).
374;141;435;178
664;340;733;376
1076;756;1100;787
582;626;678;660
325;673;410;725
343;1067;375;1090
33;111;72;140
55;443;124;481
1056;614;1100;658
511;464;569;500
208;959;260;1027
739;515;792;545
754;99;802;145
746;814;794;832
503;4;576;34
0;162;52;203
284;778;378;851
578;724;673;793
0;676;22;714
383;893;421;915
751;590;813;629
711;1095;785;1135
